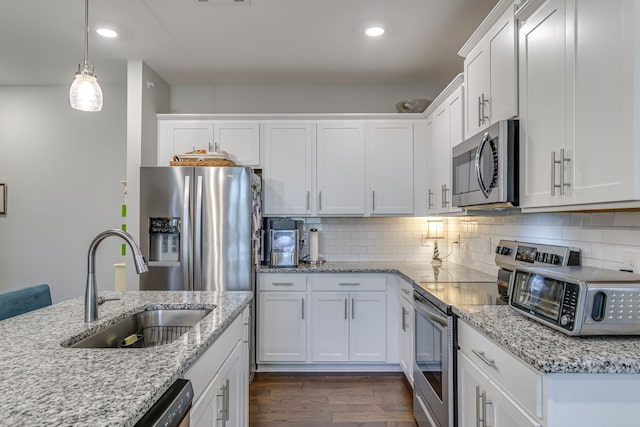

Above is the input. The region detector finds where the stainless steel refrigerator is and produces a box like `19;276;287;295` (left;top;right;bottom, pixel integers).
139;166;261;375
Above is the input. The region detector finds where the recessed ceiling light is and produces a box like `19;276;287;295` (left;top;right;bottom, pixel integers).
365;26;385;38
96;27;118;38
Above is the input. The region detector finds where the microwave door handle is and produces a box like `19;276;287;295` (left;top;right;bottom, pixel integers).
475;133;491;198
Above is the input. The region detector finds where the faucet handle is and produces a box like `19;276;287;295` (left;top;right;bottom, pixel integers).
97;296;121;305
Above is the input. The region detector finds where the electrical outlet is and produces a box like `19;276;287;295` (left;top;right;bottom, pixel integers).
422;234;430;247
484;236;492;254
622;252;640;273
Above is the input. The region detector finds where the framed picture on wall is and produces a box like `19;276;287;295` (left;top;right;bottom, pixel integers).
0;183;5;214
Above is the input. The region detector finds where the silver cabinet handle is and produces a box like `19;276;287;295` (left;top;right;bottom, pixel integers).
224;378;230;422
551;151;560;196
476;386;482;427
441;184;446;208
401;288;410;295
338;282;360;286
306;190;310;211
478;96;482;128
344;298;348;320
472;349;496;368
372;190;376;211
480;93;489;125
560;148;570;195
480;390;488;427
428;188;434;210
214;141;220;152
216;380;229;427
442;184;449;207
318;191;322;211
272;282;294;286
301;297;305;320
208;142;213;152
351;298;355;320
401;306;407;332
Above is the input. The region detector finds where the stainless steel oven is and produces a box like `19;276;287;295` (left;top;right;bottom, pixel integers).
413;290;454;427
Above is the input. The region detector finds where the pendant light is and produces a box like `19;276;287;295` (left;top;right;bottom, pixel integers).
69;0;103;112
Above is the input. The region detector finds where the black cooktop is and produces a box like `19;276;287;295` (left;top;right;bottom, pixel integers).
414;281;508;313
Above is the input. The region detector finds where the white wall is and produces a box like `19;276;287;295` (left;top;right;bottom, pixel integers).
125;61;170;288
302;212;640;276
0;84;127;302
170;83;441;113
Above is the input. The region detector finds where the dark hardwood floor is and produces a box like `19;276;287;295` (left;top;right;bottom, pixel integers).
249;373;418;427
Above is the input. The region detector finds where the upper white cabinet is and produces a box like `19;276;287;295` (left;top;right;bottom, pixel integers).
213;121;261;166
427;76;464;215
518;0;640;210
460;1;518;138
262;122;314;216
156;119;260;167
316;121;366;215
367;121;414;215
157;120;214;166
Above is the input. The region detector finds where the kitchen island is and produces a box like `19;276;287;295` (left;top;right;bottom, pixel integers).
0;290;252;426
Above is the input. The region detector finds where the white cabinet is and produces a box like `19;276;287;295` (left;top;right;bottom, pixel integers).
457;320;543;427
257;274;307;362
262;122;314;216
316;121;366;215
462;2;518;138
311;291;387;362
398;279;414;386
157;120;214;166
518;0;640;210
186;306;248;427
367;121;414;215
428;77;464;214
156;119;260;167
213;120;261;166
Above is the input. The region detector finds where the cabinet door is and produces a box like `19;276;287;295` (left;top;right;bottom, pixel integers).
311;292;350;362
213;121;260;166
368;121;414;215
464;45;491;138
518;0;567;208
262;122;314;215
258;292;306;362
425;114;437;214
349;292;387;362
316;121;366;215
399;296;414;385
157;120;213;166
458;352;490;427
489;9;517;126
568;0;636;204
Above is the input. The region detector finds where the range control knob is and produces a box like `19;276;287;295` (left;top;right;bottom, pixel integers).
560;314;571;326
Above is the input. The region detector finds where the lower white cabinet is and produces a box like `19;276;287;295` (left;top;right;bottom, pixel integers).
398;279;414;386
458;352;541;427
311;291;387;362
185;306;249;427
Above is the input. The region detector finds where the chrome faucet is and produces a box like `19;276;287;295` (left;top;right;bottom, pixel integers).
85;229;148;323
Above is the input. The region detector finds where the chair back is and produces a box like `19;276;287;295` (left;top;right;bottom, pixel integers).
0;284;52;321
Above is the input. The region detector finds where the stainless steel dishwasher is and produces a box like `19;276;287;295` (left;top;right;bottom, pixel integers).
134;379;193;427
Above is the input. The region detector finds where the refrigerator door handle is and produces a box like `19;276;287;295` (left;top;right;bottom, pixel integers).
193;174;204;291
182;175;191;289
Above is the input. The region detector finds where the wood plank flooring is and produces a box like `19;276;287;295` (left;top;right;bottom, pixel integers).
249;373;418;427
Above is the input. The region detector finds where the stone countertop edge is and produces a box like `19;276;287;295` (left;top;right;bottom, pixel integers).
0;290;252;427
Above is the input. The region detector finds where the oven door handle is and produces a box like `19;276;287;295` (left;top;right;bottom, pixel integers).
414;293;447;327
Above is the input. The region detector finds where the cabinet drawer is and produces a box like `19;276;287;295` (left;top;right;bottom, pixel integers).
458;320;542;418
311;274;386;291
258;274;307;291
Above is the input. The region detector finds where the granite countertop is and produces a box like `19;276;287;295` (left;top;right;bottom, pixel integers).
455;304;640;374
260;260;640;375
0;290;252;426
257;260;497;284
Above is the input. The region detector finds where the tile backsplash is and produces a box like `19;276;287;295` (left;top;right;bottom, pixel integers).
295;212;640;276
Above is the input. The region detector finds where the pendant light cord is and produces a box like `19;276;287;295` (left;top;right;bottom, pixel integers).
83;0;89;66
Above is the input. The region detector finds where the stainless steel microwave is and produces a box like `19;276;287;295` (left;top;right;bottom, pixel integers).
510;266;640;336
451;119;518;209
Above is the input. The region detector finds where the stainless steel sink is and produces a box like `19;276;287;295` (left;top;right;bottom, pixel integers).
67;309;213;348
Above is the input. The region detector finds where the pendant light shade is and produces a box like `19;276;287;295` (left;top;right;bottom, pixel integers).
70;0;103;112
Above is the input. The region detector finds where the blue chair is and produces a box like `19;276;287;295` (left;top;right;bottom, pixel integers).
0;284;52;321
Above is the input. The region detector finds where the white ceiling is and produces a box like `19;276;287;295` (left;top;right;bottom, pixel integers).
0;0;499;88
